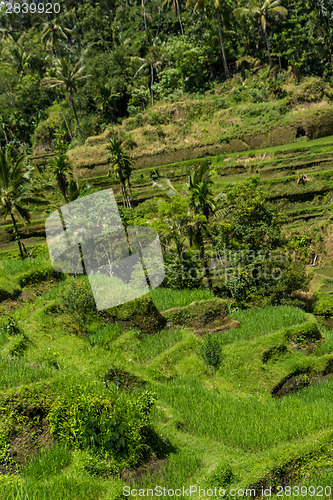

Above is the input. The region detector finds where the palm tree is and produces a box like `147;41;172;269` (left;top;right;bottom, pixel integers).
189;161;216;220
234;0;288;65
132;42;165;106
41;18;73;57
187;0;230;77
96;84;120;123
67;177;90;202
50;153;73;202
2;34;32;81
41;19;74;140
152;163;216;290
0;148;33;259
107;136;134;209
188;162;215;290
164;0;185;35
42;57;91;144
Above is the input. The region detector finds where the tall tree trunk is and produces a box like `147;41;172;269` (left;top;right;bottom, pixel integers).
127;178;134;205
142;0;147;31
261;16;272;65
57;93;73;141
69;88;84;144
175;0;184;35
121;178;131;208
214;6;229;77
197;225;213;292
10;210;24;260
150;63;154;106
51;47;73;141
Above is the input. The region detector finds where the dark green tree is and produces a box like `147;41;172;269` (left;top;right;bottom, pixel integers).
107;136;134;208
0;148;34;259
42;57;91;144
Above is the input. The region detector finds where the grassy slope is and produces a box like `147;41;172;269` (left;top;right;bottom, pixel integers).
61;75;333;174
0;263;332;498
1;74;333;498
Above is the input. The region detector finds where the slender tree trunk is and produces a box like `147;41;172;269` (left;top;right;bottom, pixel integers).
10;210;24;260
69;88;84;144
57;93;73;141
57;174;68;201
51;47;73;141
175;0;184;35
214;6;229;77
264;29;272;65
120;183;126;208
197;225;213;291
142;0;147;31
150;63;154;106
127;179;134;205
261;18;272;65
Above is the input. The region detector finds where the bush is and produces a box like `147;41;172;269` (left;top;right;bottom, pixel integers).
284;321;322;347
200;334;223;372
48;390;156;467
58;276;96;322
313;293;333;317
1;317;21;336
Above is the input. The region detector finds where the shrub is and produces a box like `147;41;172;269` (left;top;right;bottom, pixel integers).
48;390;156;467
313;293;333;317
1;317;21;336
58;276;96;322
284;321;322;347
200;334;223;372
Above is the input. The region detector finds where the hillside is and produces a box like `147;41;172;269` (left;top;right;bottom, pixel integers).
1;0;333;497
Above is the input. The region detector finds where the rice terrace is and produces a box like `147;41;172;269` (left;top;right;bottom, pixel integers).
0;0;333;498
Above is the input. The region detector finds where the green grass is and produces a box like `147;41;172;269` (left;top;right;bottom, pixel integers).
132;328;183;364
0;356;54;388
22;444;71;480
150;288;214;311
157;376;333;451
225;305;307;345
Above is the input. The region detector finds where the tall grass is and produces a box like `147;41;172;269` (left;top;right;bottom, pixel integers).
158;377;333;451
133;329;183;363
1;257;51;276
150;288;214;311
313;328;333;356
0;357;54;388
22;445;71;480
128;446;201;493
223;306;307;345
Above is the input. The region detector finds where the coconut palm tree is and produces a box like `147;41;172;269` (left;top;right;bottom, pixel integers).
164;0;185;35
132;42;165;106
1;34;32;81
187;0;230;77
0;148;33;259
189;161;216;220
152;162;216;290
41;18;73;57
107;136;133;209
233;0;288;65
50;153;73;202
67;177;90;202
42;57;91;144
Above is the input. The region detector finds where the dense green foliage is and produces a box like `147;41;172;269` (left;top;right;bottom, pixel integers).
1;0;333;148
